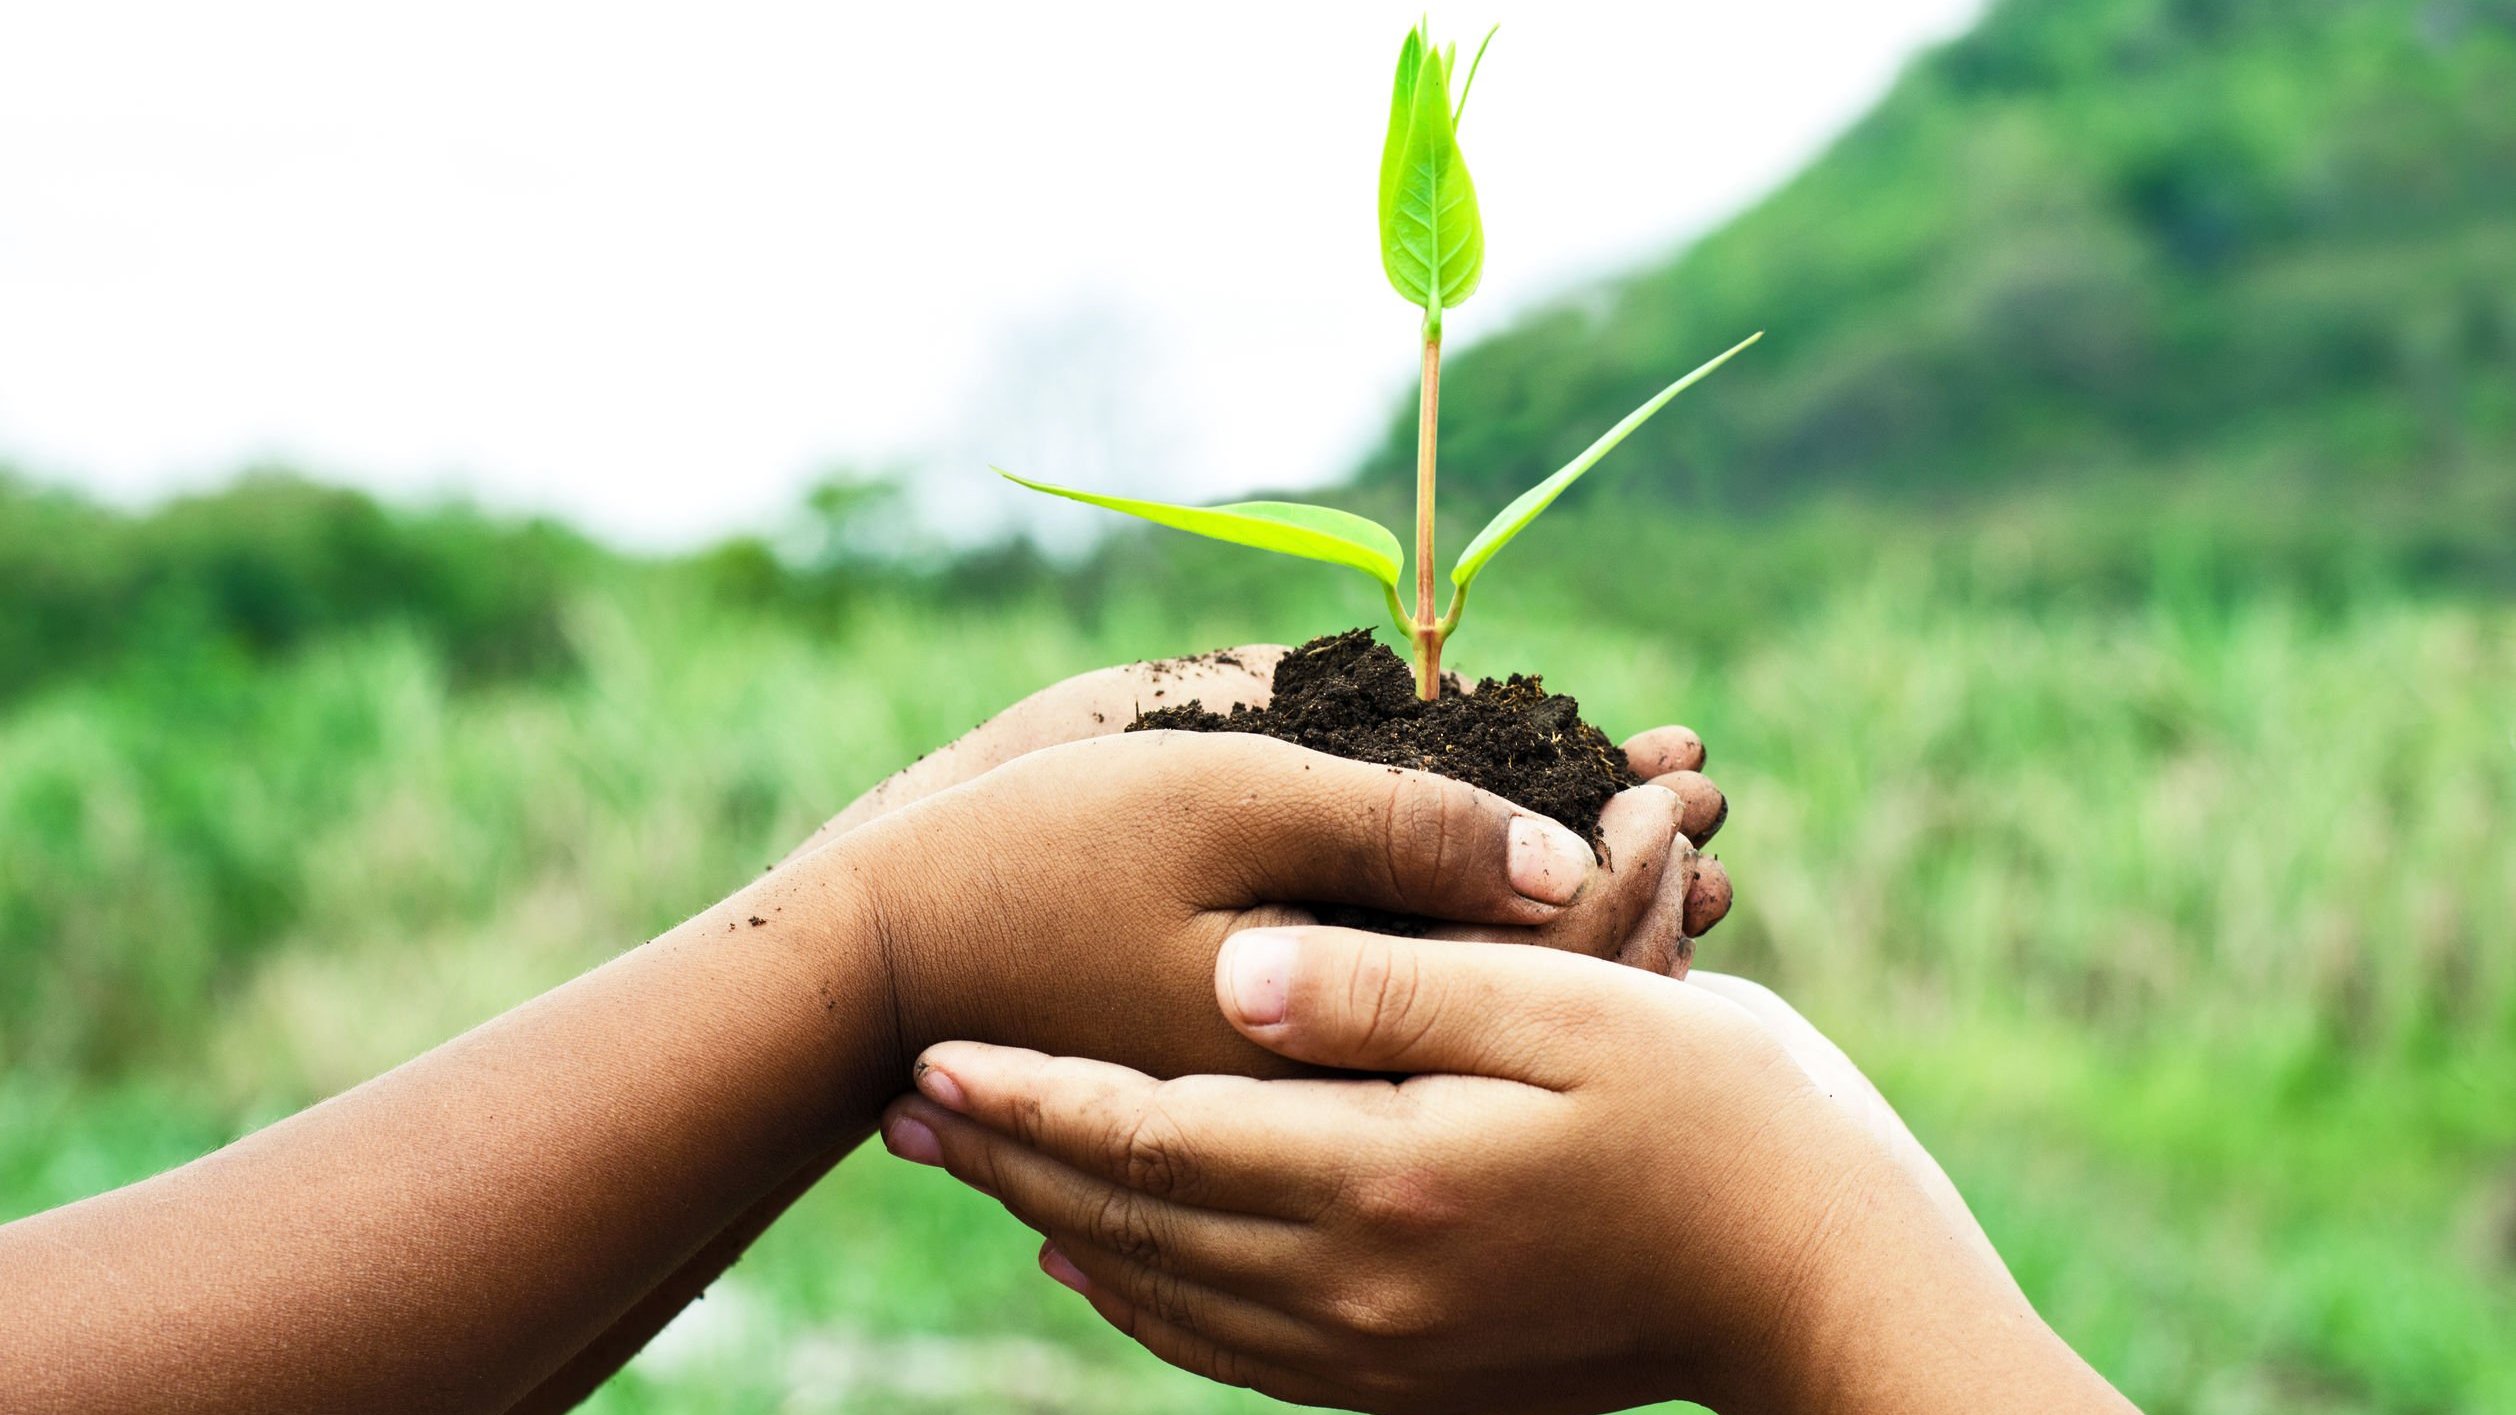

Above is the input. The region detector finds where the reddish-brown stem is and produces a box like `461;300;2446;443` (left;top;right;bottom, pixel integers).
1413;324;1443;700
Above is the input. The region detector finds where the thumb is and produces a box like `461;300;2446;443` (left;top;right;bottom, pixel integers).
1212;926;1663;1089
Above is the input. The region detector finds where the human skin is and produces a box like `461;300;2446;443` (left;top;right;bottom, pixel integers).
0;652;1727;1415
516;647;1731;1410
886;930;2139;1415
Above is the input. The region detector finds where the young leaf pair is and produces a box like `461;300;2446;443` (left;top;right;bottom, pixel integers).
1000;18;1759;687
998;330;1759;651
1381;17;1493;330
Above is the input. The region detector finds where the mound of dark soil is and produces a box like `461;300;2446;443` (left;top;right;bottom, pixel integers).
1130;628;1639;841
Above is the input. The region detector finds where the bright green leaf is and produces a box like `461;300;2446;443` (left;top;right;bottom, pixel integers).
1448;332;1763;592
1452;24;1499;127
1378;28;1484;316
1376;27;1425;244
996;468;1405;594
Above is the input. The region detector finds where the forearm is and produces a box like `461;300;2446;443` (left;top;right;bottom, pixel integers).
0;851;901;1415
508;1138;855;1415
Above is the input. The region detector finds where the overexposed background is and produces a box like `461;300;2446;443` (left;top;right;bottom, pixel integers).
0;0;1980;546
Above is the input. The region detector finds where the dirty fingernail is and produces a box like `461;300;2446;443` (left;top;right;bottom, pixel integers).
1508;815;1592;905
1040;1241;1092;1295
1685;855;1734;936
914;1059;967;1112
1223;928;1298;1026
1662;771;1727;844
883;1114;942;1166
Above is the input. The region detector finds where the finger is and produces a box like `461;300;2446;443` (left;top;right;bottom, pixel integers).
1648;769;1728;844
883;1095;1313;1276
1216;926;1668;1087
1623;724;1706;778
1617;837;1698;979
1174;734;1599;924
897;1044;1366;1217
1046;1251;1366;1411
1684;854;1732;936
1557;784;1679;957
1416;783;1678;963
1037;1238;1332;1367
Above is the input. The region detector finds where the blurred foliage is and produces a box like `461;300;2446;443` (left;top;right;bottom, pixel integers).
4;0;2514;1409
0;468;596;705
1350;0;2516;528
2;535;2509;1411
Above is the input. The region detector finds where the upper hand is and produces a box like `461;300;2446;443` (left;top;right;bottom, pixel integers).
831;730;1635;1078
786;646;1733;970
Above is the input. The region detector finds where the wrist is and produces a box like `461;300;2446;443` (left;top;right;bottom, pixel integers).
748;829;931;1114
794;811;956;1079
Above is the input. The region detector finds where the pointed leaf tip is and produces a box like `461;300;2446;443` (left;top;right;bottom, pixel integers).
1447;331;1763;592
1378;22;1484;313
998;470;1405;592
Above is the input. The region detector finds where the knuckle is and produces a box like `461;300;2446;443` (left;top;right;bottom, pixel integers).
1087;1187;1165;1265
1204;1343;1264;1392
1329;1280;1441;1342
1117;1093;1196;1200
1376;775;1481;910
1138;1264;1199;1330
1375;774;1432;908
1343;938;1432;1062
1339;940;1391;1035
1015;1061;1115;1149
1008;1092;1049;1149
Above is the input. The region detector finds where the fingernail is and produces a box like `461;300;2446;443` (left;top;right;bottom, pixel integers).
914;1060;967;1112
1222;929;1298;1026
883;1113;941;1166
1508;815;1592;905
1040;1242;1092;1296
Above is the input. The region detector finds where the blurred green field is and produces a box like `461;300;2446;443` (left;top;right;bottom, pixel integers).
4;488;2511;1413
7;2;2514;1407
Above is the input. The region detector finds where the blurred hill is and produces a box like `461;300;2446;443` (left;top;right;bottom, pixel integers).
5;5;2514;1408
1351;0;2516;529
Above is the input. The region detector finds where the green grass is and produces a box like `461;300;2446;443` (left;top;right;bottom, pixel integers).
3;507;2511;1413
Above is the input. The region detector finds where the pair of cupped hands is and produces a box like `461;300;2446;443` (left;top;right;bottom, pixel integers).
788;647;2025;1415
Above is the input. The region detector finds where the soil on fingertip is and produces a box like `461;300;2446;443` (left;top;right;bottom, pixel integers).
1128;628;1641;841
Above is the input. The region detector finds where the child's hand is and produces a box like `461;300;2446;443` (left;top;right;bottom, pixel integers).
881;929;2129;1415
834;731;1664;1079
787;647;1731;970
505;654;1731;1399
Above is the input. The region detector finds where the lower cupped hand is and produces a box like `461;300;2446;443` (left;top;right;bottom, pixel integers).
879;929;2056;1414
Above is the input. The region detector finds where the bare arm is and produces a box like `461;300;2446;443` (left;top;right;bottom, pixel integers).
1;851;895;1414
511;652;1733;1411
0;731;1664;1414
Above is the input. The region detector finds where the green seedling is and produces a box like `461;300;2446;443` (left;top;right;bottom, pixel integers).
1002;18;1760;700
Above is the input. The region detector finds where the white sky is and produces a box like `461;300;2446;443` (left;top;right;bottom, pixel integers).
0;1;1982;549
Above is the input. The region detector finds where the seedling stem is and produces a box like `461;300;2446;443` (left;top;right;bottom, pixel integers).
1414;319;1445;699
995;22;1757;690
